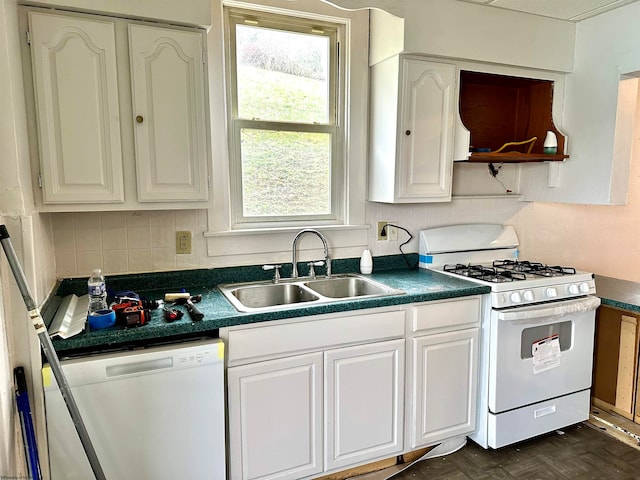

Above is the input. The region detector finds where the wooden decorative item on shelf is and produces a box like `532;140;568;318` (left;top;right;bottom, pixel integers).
493;137;537;154
459;71;569;163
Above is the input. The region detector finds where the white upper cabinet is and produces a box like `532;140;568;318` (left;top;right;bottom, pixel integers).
368;55;457;203
29;12;124;204
128;25;208;202
24;8;211;211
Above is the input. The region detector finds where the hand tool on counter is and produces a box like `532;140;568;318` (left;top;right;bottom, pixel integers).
162;306;184;322
0;225;107;480
164;291;191;302
166;293;204;321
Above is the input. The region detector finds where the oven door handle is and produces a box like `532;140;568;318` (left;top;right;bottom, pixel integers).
497;296;601;322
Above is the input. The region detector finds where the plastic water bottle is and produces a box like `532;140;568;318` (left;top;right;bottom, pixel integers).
87;269;107;314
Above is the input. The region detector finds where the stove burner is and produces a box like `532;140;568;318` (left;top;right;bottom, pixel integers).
493;260;576;277
443;263;526;283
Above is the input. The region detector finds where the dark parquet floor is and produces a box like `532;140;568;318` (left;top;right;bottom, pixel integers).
392;423;640;480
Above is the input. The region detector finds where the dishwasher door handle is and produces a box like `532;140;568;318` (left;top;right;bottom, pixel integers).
106;357;173;377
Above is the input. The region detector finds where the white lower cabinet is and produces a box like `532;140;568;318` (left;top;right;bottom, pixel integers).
410;329;478;447
227;353;324;480
408;297;481;449
225;298;481;480
227;339;404;480
324;340;405;471
225;309;406;480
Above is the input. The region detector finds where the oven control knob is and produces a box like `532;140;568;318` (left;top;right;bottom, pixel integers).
580;282;591;293
546;287;558;298
523;290;534;302
510;292;522;303
568;284;580;295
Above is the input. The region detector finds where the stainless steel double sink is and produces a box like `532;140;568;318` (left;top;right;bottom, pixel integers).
218;274;404;313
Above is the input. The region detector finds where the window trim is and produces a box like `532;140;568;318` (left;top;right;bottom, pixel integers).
205;0;369;263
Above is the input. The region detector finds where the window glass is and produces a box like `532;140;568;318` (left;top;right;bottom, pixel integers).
236;25;330;124
240;129;331;217
227;8;341;224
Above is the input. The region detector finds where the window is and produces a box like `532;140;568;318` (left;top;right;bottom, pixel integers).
206;1;368;261
226;8;343;226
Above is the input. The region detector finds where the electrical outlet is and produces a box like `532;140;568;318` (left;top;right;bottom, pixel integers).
176;231;192;254
377;221;388;241
387;225;398;241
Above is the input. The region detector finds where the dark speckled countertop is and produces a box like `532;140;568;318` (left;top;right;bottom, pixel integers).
47;255;490;356
595;275;640;314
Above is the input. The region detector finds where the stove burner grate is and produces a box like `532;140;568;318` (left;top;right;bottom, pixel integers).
443;263;526;283
493;260;576;277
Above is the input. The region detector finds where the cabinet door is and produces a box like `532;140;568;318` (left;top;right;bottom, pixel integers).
397;59;456;201
410;328;478;448
227;353;323;480
129;25;209;202
324;339;404;471
29;12;124;204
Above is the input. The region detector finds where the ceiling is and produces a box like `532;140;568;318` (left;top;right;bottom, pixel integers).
457;0;640;21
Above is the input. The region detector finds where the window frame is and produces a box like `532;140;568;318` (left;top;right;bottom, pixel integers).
225;7;346;228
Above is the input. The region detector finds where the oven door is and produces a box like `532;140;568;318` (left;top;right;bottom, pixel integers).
488;296;600;414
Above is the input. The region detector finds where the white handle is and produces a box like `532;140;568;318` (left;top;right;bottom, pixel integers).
106;357;173;377
534;404;556;419
497;296;601;322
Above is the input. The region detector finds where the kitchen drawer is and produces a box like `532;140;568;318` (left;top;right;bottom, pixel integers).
487;389;590;448
411;296;481;335
226;308;406;366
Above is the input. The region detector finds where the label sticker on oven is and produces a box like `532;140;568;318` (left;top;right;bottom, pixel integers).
532;334;561;374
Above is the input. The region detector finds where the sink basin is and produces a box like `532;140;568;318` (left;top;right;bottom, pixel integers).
219;274;403;313
224;283;320;311
304;276;398;298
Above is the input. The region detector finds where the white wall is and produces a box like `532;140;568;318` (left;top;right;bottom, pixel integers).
364;0;575;71
24;0;211;26
402;0;575;73
512;2;640;280
0;0;57;476
514;75;640;281
520;1;640;205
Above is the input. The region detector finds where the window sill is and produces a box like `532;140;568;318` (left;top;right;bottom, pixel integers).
204;224;370;267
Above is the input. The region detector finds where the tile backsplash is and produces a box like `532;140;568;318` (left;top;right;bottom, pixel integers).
51;198;527;278
53;210;208;277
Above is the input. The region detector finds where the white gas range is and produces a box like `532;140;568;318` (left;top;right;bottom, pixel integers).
419;224;600;449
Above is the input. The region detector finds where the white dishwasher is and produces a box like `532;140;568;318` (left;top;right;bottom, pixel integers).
43;339;225;480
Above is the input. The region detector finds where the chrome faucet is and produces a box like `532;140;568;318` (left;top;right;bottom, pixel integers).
291;229;331;278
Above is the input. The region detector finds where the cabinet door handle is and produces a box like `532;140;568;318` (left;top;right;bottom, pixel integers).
136;115;144;123
405;130;411;136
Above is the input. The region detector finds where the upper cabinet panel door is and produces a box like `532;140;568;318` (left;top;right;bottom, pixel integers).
397;59;455;201
29;12;124;204
128;25;209;202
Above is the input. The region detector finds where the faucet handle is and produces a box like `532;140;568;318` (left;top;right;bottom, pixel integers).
307;261;324;279
262;264;282;283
